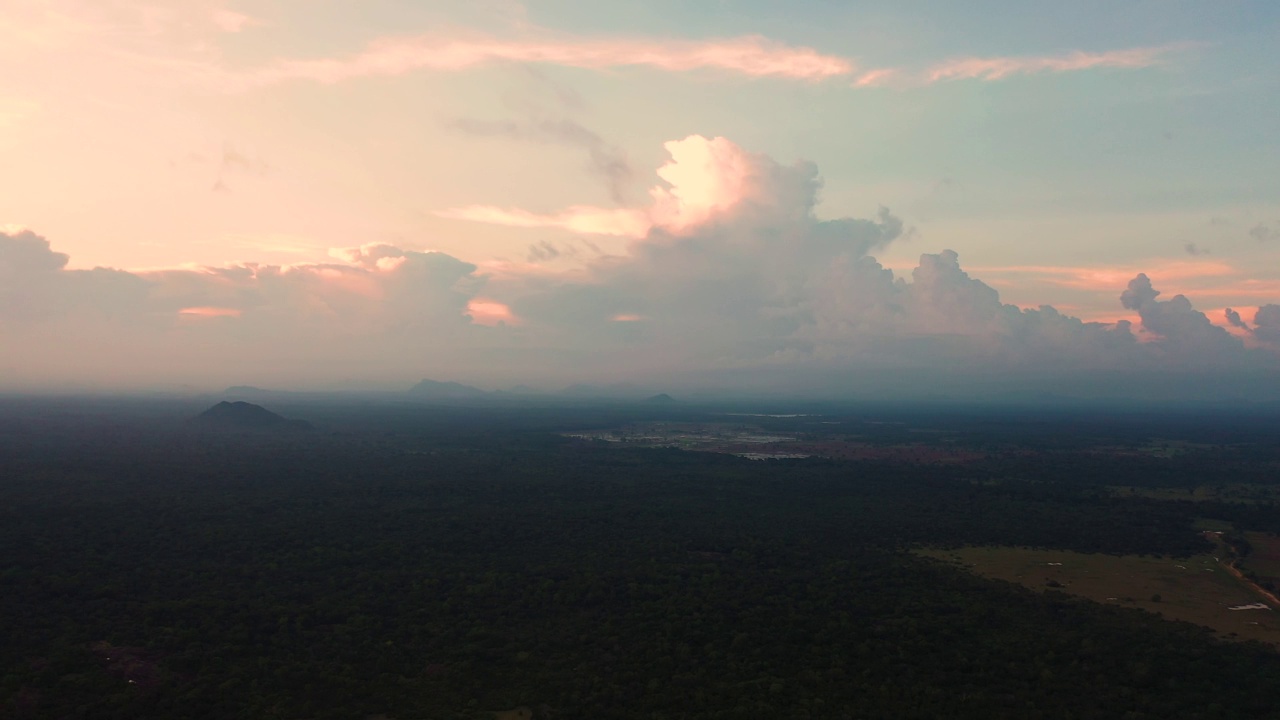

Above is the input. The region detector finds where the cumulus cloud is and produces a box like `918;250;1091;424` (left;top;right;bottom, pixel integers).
488;138;1135;379
3;135;1278;396
440;135;831;239
1121;273;1244;356
1224;307;1249;330
1253;305;1280;346
1;230;489;389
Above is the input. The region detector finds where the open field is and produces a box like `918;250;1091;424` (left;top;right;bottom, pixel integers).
1240;532;1280;583
917;546;1280;646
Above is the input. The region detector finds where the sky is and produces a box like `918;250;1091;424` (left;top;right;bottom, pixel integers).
2;0;1279;399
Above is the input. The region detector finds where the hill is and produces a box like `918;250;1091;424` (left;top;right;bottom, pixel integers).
192;401;312;430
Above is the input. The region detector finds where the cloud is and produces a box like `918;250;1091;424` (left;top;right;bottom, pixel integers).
1250;223;1277;243
9;6;1186;101
467;298;518;326
1224;307;1249;330
1120;273;1244;356
451;117;633;204
967;259;1236;293
526;240;562;262
926;45;1182;82
855;44;1189;87
1184;242;1207;256
438;205;652;238
1;229;491;388
218;27;1176;92
495;138;1151;380
1218;304;1280;348
0;230;70;275
1255;305;1280;346
249;32;854;86
4;135;1278;396
440;134;821;240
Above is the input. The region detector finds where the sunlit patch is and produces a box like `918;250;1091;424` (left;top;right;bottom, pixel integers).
330;243;421;269
611;313;644;322
438;205;651;238
467;299;518;326
649;136;753;234
178;306;241;318
1073;312;1141;327
306;266;384;298
438;135;757;240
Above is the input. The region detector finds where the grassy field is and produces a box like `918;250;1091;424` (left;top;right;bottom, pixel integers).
917;545;1280;646
1240;532;1280;582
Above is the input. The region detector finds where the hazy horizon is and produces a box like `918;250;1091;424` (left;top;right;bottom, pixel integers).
3;1;1279;400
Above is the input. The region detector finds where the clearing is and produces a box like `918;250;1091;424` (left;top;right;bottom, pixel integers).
917;545;1280;646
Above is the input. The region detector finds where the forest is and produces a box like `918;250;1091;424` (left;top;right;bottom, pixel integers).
3;396;1280;719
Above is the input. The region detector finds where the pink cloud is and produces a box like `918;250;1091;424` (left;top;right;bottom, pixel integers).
179;306;241;318
852;68;898;87
1190;280;1280;300
970;260;1236;292
467;298;518;326
928;45;1180;82
251;33;854;86
437;205;652;238
854;44;1190;88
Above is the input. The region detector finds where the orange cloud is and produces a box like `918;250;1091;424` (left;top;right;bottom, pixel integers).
467;298;518;326
437;205;652;238
178;306;241;318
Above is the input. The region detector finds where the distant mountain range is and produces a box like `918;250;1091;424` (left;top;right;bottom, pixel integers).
193;401;313;430
217;380;676;404
407;379;673;402
408;379;489;399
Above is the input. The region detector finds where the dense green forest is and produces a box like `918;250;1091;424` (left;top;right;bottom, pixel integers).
3;398;1280;719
